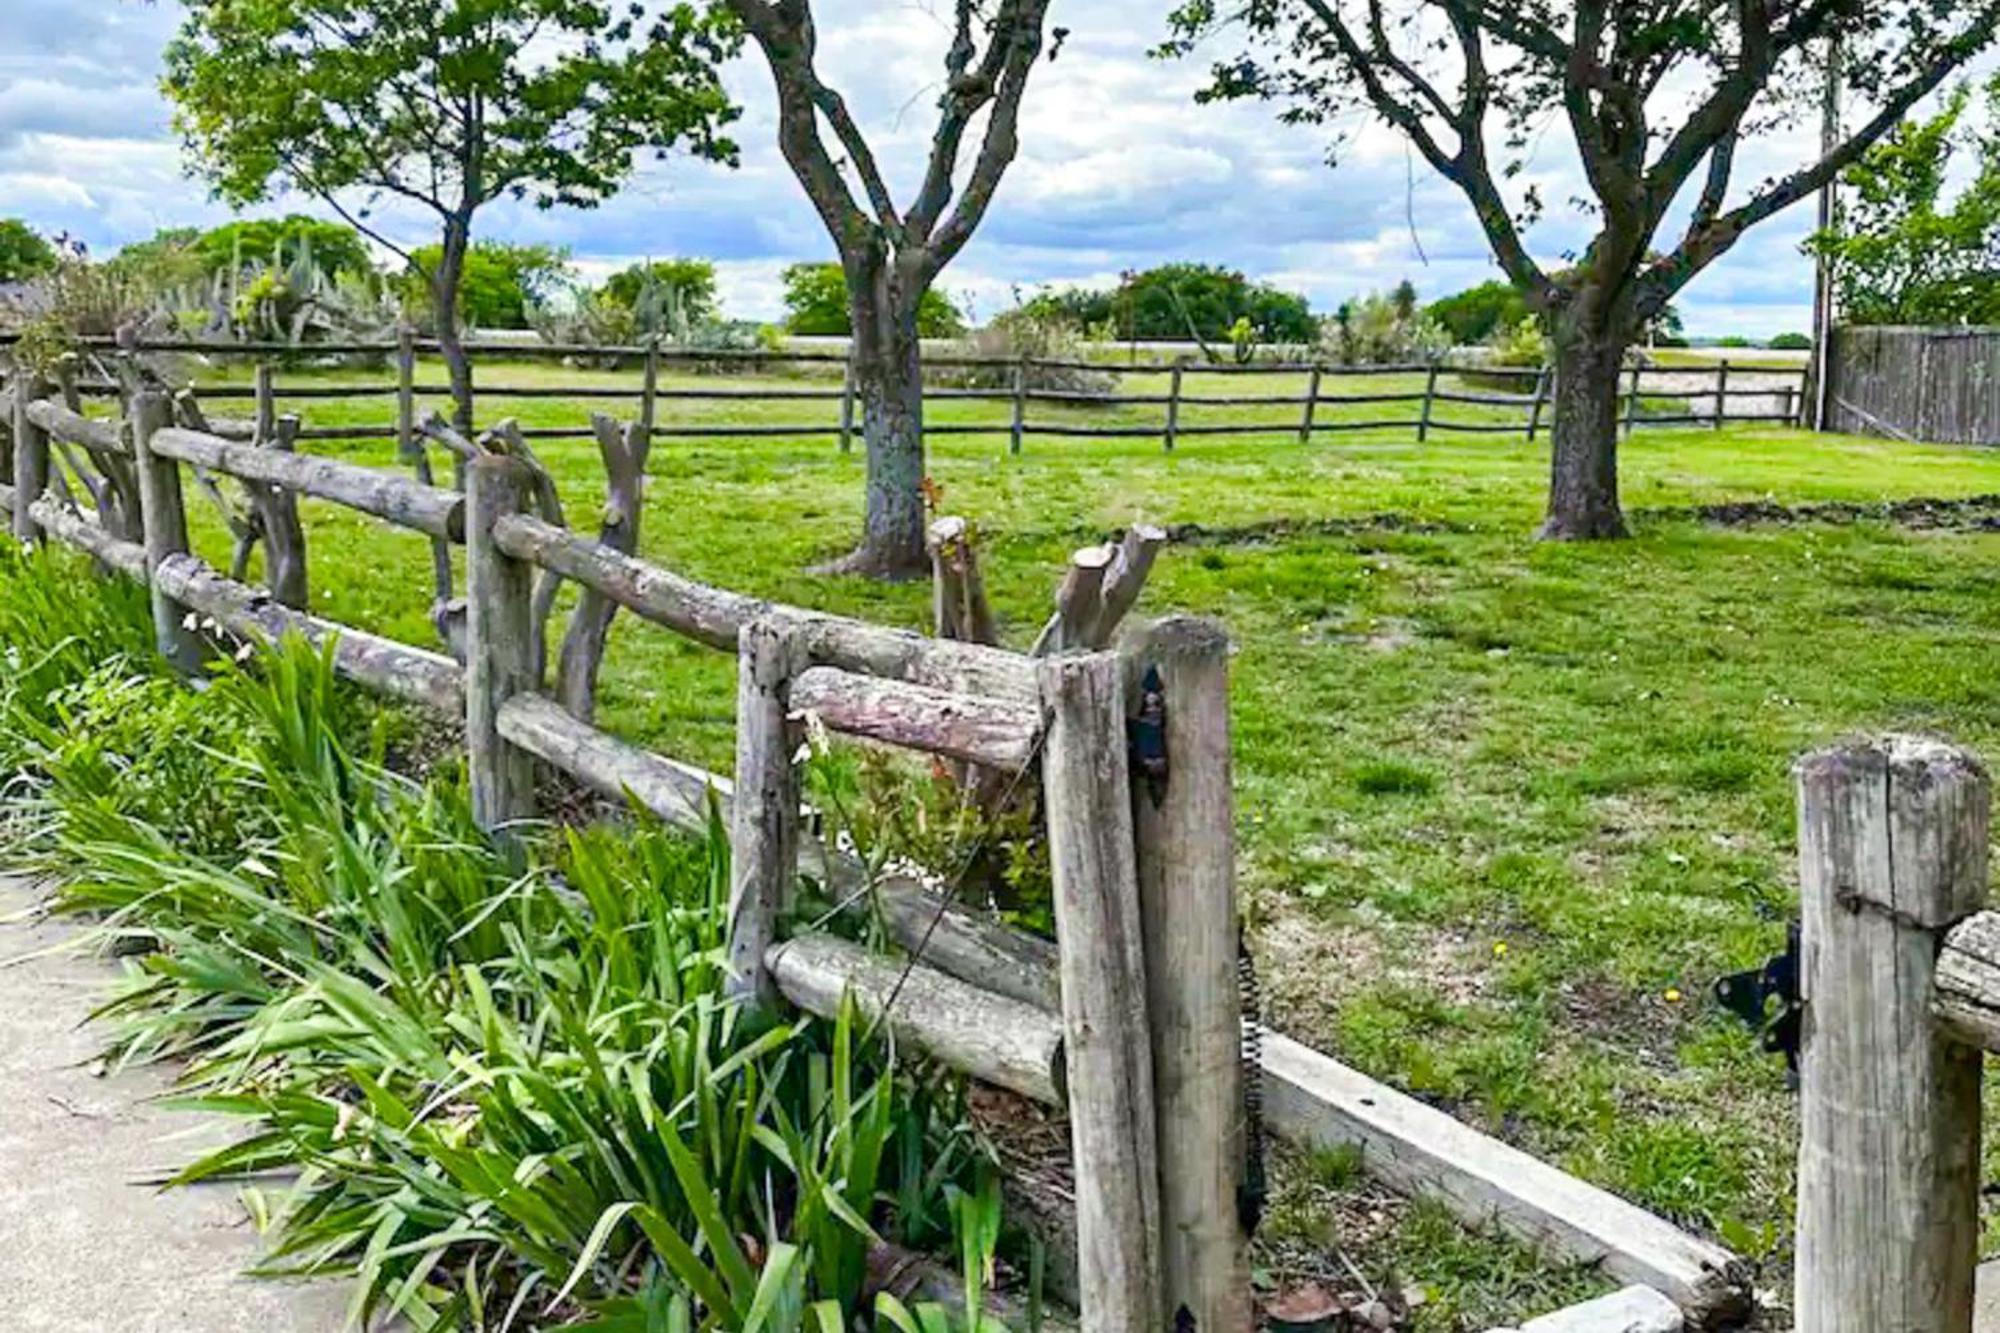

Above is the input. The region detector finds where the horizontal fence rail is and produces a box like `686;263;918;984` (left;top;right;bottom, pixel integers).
3;336;1808;451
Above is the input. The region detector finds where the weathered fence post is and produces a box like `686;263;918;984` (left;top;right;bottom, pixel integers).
1712;360;1729;429
131;391;205;672
264;414;309;608
1416;359;1440;443
1794;736;1988;1333
12;370;48;544
838;355;856;455
254;362;276;443
1621;362;1642;438
1526;367;1549;442
1781;383;1799;427
727;615;803;1007
640;335;661;444
1298;365;1321;443
465;455;539;834
1164;363;1184;453
1009;357;1028;456
1126;618;1250;1332
1039;651;1164;1333
395;327;417;459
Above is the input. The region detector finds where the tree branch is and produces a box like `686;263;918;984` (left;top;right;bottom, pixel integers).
921;0;1051;276
1641;8;2000;314
727;1;878;253
1304;0;1551;301
907;0;1003;240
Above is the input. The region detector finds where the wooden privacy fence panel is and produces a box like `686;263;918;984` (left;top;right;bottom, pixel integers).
1824;324;2000;444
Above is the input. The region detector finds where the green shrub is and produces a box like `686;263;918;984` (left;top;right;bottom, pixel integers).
933;304;1116;395
1319;290;1451;366
783;262;966;338
0;553;1020;1330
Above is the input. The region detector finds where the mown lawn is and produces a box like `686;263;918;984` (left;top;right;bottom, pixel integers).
170;355;2000;1326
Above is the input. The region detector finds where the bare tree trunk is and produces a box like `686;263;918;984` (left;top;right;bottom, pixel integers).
1541;314;1632;541
432;217;476;436
832;257;928;580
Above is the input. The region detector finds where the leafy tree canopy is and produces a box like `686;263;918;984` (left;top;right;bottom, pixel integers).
0;219;58;284
1025;263;1316;343
601;258;720;323
164;0;742;223
117;216;375;285
402;242;572;330
782;263;964;338
1810;81;2000;326
196;216;375;280
1427;279;1531;346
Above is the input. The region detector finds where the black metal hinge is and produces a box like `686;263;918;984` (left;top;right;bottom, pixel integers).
1128;663;1169;808
1713;922;1802;1082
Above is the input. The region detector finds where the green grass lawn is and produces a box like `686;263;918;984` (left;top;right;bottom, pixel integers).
162;356;2000;1324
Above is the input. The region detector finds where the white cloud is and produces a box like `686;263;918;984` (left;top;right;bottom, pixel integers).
0;0;1986;339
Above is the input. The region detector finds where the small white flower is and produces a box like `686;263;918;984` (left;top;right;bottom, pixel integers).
181;612;198;630
234;642;255;662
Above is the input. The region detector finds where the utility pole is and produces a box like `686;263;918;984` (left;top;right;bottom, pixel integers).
1809;34;1842;430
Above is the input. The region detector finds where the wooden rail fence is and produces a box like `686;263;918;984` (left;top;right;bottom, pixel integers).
1;376;1758;1331
5;335;1806;452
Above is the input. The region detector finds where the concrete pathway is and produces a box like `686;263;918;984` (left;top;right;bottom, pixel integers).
0;877;349;1332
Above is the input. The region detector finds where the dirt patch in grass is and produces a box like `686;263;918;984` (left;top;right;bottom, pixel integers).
1159;513;1466;547
1257;907;1500;1036
1637;492;2000;531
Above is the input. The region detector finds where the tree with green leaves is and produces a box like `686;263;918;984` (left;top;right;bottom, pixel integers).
163;0;741;430
1426;279;1530;345
781;262;965;339
601;258;721;328
401;242;572;330
1810;82;2000;326
1025;263;1316;343
194;216;376;282
0;219;58;284
725;0;1061;577
1167;1;2000;538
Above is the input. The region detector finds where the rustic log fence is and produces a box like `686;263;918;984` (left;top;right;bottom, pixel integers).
4;336;1807;452
0;371;1762;1331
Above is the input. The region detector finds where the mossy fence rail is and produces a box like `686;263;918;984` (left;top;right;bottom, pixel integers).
6;333;1804;450
1;368;1765;1332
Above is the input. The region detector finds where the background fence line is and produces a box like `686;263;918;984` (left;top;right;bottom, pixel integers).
1822;324;2000;444
6;337;1807;449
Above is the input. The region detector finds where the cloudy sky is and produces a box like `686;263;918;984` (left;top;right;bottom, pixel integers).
0;0;1956;337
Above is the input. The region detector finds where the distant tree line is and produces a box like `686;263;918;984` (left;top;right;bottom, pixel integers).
1020;263;1316;344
